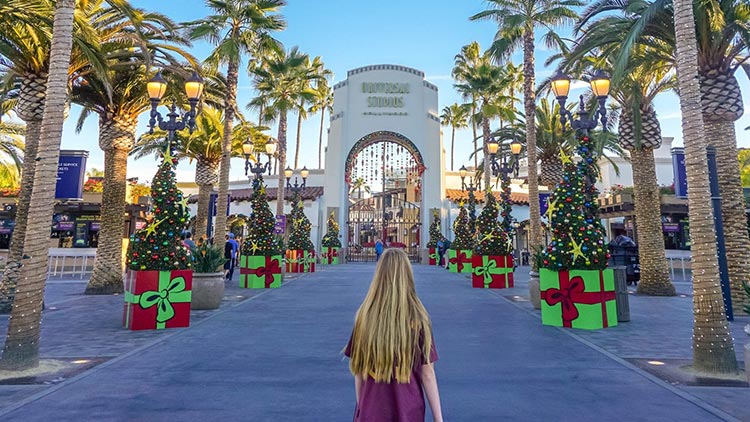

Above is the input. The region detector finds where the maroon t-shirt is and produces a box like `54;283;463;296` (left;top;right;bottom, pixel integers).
345;332;438;422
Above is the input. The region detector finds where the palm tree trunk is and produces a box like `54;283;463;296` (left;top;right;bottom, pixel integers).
523;30;541;267
86;147;128;294
630;147;675;296
705;120;750;309
318;107;325;169
215;60;239;240
482;117;491;190
672;0;737;374
471;101;478;171
540;155;563;189
0;0;75;370
450;126;456;171
275;111;288;217
0;120;40;313
294;102;303;169
195;183;213;241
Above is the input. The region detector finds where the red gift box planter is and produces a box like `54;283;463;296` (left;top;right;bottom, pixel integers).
285;249;316;273
320;247;340;265
540;268;617;330
471;255;514;288
123;270;192;330
428;247;439;266
447;249;473;274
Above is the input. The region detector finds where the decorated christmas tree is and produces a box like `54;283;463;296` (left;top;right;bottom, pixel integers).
498;176;514;236
288;193;314;251
474;190;511;256
321;212;342;248
541;139;608;271
467;189;477;237
451;202;475;250
427;210;441;248
127;147;191;271
242;178;281;256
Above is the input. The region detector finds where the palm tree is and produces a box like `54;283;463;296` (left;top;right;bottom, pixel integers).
188;0;286;240
0;122;25;186
72;7;197;295
470;0;582;268
0;0;105;312
133;107;259;240
252;46;320;217
672;0;739;374
440;103;470;171
0;0;77;371
452;42;483;171
292;56;331;169
349;176;371;199
310;77;333;169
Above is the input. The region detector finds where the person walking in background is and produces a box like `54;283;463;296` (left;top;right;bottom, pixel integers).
375;238;384;261
344;248;443;422
182;232;196;250
437;236;446;267
224;234;236;280
442;237;452;269
228;233;240;269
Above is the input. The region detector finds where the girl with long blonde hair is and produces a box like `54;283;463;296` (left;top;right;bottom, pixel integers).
344;248;443;421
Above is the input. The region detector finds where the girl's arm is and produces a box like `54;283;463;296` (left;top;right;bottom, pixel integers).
421;363;443;422
354;373;363;403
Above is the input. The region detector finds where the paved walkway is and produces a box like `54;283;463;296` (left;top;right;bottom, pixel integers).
0;264;747;421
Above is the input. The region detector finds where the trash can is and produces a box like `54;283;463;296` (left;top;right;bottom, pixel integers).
608;244;640;285
611;265;630;322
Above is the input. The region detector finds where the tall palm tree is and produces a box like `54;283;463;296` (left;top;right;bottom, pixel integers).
188;0;286;239
0;0;105;313
133;107;259;240
0;0;77;371
470;0;582;268
440;103;470;171
672;0;738;374
0;122;24;190
252;46;320;217
310;77;333;169
72;7;197;295
452;42;483;171
292;56;331;169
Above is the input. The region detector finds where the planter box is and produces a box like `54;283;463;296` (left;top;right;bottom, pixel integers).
320;247;340;265
540;268;617;330
239;255;282;288
472;255;514;288
447;249;472;274
614;193;633;204
123;269;192;330
428;247;440;266
285;249;316;273
191;271;224;310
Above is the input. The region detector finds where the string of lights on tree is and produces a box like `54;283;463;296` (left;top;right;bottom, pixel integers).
451;202;475;250
242;177;281;256
541;134;609;270
126;145;191;271
475;189;512;256
427;211;441;248
287;191;314;251
321;212;342;248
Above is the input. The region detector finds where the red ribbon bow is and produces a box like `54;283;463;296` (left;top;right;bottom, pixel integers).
449;251;470;271
242;257;281;288
541;271;615;328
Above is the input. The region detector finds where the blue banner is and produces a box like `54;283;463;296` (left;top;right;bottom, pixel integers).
539;193;551;217
55;151;88;200
671;147;687;198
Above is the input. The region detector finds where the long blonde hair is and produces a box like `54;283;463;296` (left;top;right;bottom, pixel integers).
349;248;432;383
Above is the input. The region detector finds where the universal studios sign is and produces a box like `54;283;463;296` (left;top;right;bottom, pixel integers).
362;82;409;108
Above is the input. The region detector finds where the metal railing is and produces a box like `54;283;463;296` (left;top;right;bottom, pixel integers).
46;248;97;279
667;256;691;281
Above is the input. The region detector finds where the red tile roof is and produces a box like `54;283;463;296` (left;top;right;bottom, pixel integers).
445;188;528;205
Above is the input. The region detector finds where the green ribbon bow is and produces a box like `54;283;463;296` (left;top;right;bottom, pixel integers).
125;275;192;329
473;259;498;287
429;251;439;260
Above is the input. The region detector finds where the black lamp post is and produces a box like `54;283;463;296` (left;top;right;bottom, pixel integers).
487;139;522;180
147;71;205;140
285;166;309;199
242;139;277;188
550;69;611;135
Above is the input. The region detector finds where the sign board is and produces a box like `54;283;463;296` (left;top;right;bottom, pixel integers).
274;215;286;235
55;150;88;200
55;221;75;231
135;221;146;230
539;193;551;217
671;147;687;198
662;223;680;233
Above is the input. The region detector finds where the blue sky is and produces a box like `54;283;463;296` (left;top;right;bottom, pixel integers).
58;0;750;184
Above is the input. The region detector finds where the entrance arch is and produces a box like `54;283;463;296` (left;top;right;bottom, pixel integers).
345;131;425;262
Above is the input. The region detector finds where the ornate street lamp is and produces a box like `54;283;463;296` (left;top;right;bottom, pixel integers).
147;71;205;140
550;70;611;133
285;166;309;199
486;138;522;178
243;139;277;187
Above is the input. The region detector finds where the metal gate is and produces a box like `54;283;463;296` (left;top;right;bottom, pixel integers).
347;195;421;263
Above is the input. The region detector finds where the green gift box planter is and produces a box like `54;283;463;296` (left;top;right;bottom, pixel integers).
540;268;617;330
123;269;192;330
320;247;340;265
239;255;282;288
448;249;473;274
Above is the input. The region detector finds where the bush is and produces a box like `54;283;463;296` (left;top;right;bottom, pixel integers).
191;243;227;273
